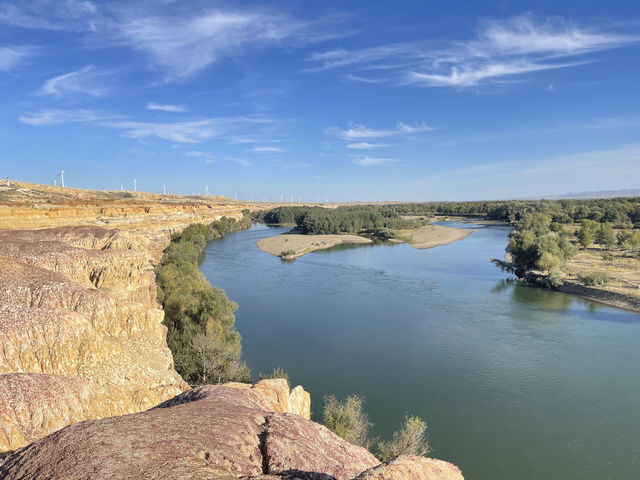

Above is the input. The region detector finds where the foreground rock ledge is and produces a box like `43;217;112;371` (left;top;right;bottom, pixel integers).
0;379;462;480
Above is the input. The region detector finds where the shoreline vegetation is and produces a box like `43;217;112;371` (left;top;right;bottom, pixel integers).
253;205;474;259
155;212;254;385
253;200;640;313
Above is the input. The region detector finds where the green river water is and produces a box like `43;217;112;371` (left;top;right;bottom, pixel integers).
201;222;640;480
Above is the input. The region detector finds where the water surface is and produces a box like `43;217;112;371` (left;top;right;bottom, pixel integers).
201;222;640;480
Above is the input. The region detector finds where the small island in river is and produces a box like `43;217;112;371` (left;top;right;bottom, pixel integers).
257;223;472;259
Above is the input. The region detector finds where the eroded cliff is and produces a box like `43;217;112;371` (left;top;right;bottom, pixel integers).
0;226;189;452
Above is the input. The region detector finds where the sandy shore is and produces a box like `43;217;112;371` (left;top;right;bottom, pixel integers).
409;224;472;249
257;233;372;258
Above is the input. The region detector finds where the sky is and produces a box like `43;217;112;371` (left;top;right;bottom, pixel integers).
1;0;639;201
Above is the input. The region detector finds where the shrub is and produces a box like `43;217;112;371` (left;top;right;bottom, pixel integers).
578;271;610;286
376;416;430;462
280;249;297;258
258;367;290;387
322;395;372;448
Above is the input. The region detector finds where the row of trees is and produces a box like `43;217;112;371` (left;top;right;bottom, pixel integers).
576;219;640;251
257;205;424;236
385;197;640;226
156;213;253;385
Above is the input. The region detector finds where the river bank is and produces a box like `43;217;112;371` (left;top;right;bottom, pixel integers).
257;233;372;258
257;223;473;258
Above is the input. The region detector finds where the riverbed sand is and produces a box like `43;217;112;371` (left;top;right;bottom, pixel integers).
257;233;372;258
409;224;472;249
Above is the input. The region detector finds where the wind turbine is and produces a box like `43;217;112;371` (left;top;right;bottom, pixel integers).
133;179;137;192
59;170;65;188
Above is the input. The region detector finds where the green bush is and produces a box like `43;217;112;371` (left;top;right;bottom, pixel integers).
156;214;253;385
578;271;610;286
258;367;290;387
280;249;297;258
322;395;372;448
376;416;430;462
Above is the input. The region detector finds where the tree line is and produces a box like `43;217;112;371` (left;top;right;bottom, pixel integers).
156;213;253;385
385;197;640;226
255;205;424;237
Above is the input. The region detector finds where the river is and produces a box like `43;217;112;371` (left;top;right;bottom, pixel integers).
201;222;640;480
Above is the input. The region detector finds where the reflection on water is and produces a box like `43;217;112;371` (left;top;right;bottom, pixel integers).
202;222;640;480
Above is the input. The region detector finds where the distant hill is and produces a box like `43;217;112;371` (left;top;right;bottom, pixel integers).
530;189;640;200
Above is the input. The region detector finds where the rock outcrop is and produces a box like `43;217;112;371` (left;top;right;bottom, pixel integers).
0;226;188;452
0;379;460;480
354;456;464;480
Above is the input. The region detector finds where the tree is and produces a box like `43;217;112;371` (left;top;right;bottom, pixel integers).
595;222;615;249
190;332;251;385
577;219;598;249
617;230;640;252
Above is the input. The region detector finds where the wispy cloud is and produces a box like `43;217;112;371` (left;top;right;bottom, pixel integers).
19;108;275;143
0;1;99;31
185;150;215;164
0;45;37;71
1;3;345;81
38;65;111;98
353;156;397;167
346;142;389;149
331;122;432;140
18;108;119;126
252;145;283;153
224;156;251;167
308;15;639;88
147;102;186;112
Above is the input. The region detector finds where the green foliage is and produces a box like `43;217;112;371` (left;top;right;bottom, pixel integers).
156;214;253;385
577;219;598;249
376;416;430;462
280;249;296;258
259;205;423;236
595;222;615;248
322;394;372;448
578;271;610;286
503;213;576;277
258;367;290;387
382;197;640;226
617;229;640;251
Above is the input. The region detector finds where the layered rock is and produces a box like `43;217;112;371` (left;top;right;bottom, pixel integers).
0;227;187;452
0;379;460;480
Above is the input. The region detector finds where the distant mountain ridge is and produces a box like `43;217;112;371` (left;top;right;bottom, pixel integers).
529;188;640;200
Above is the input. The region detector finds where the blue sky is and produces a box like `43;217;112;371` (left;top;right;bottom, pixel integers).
1;0;639;201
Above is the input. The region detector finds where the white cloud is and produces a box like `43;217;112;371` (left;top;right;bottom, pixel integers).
346;142;389;149
18;109;116;125
342;73;383;84
113;10;304;79
0;45;37;71
252;145;283;153
353;156;397;167
19;108;275;143
332;122;432;140
308;15;638;88
147;102;185;112
38;65;110;98
0;1;99;31
224;156;251;167
185;150;215;163
406;61;582;88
